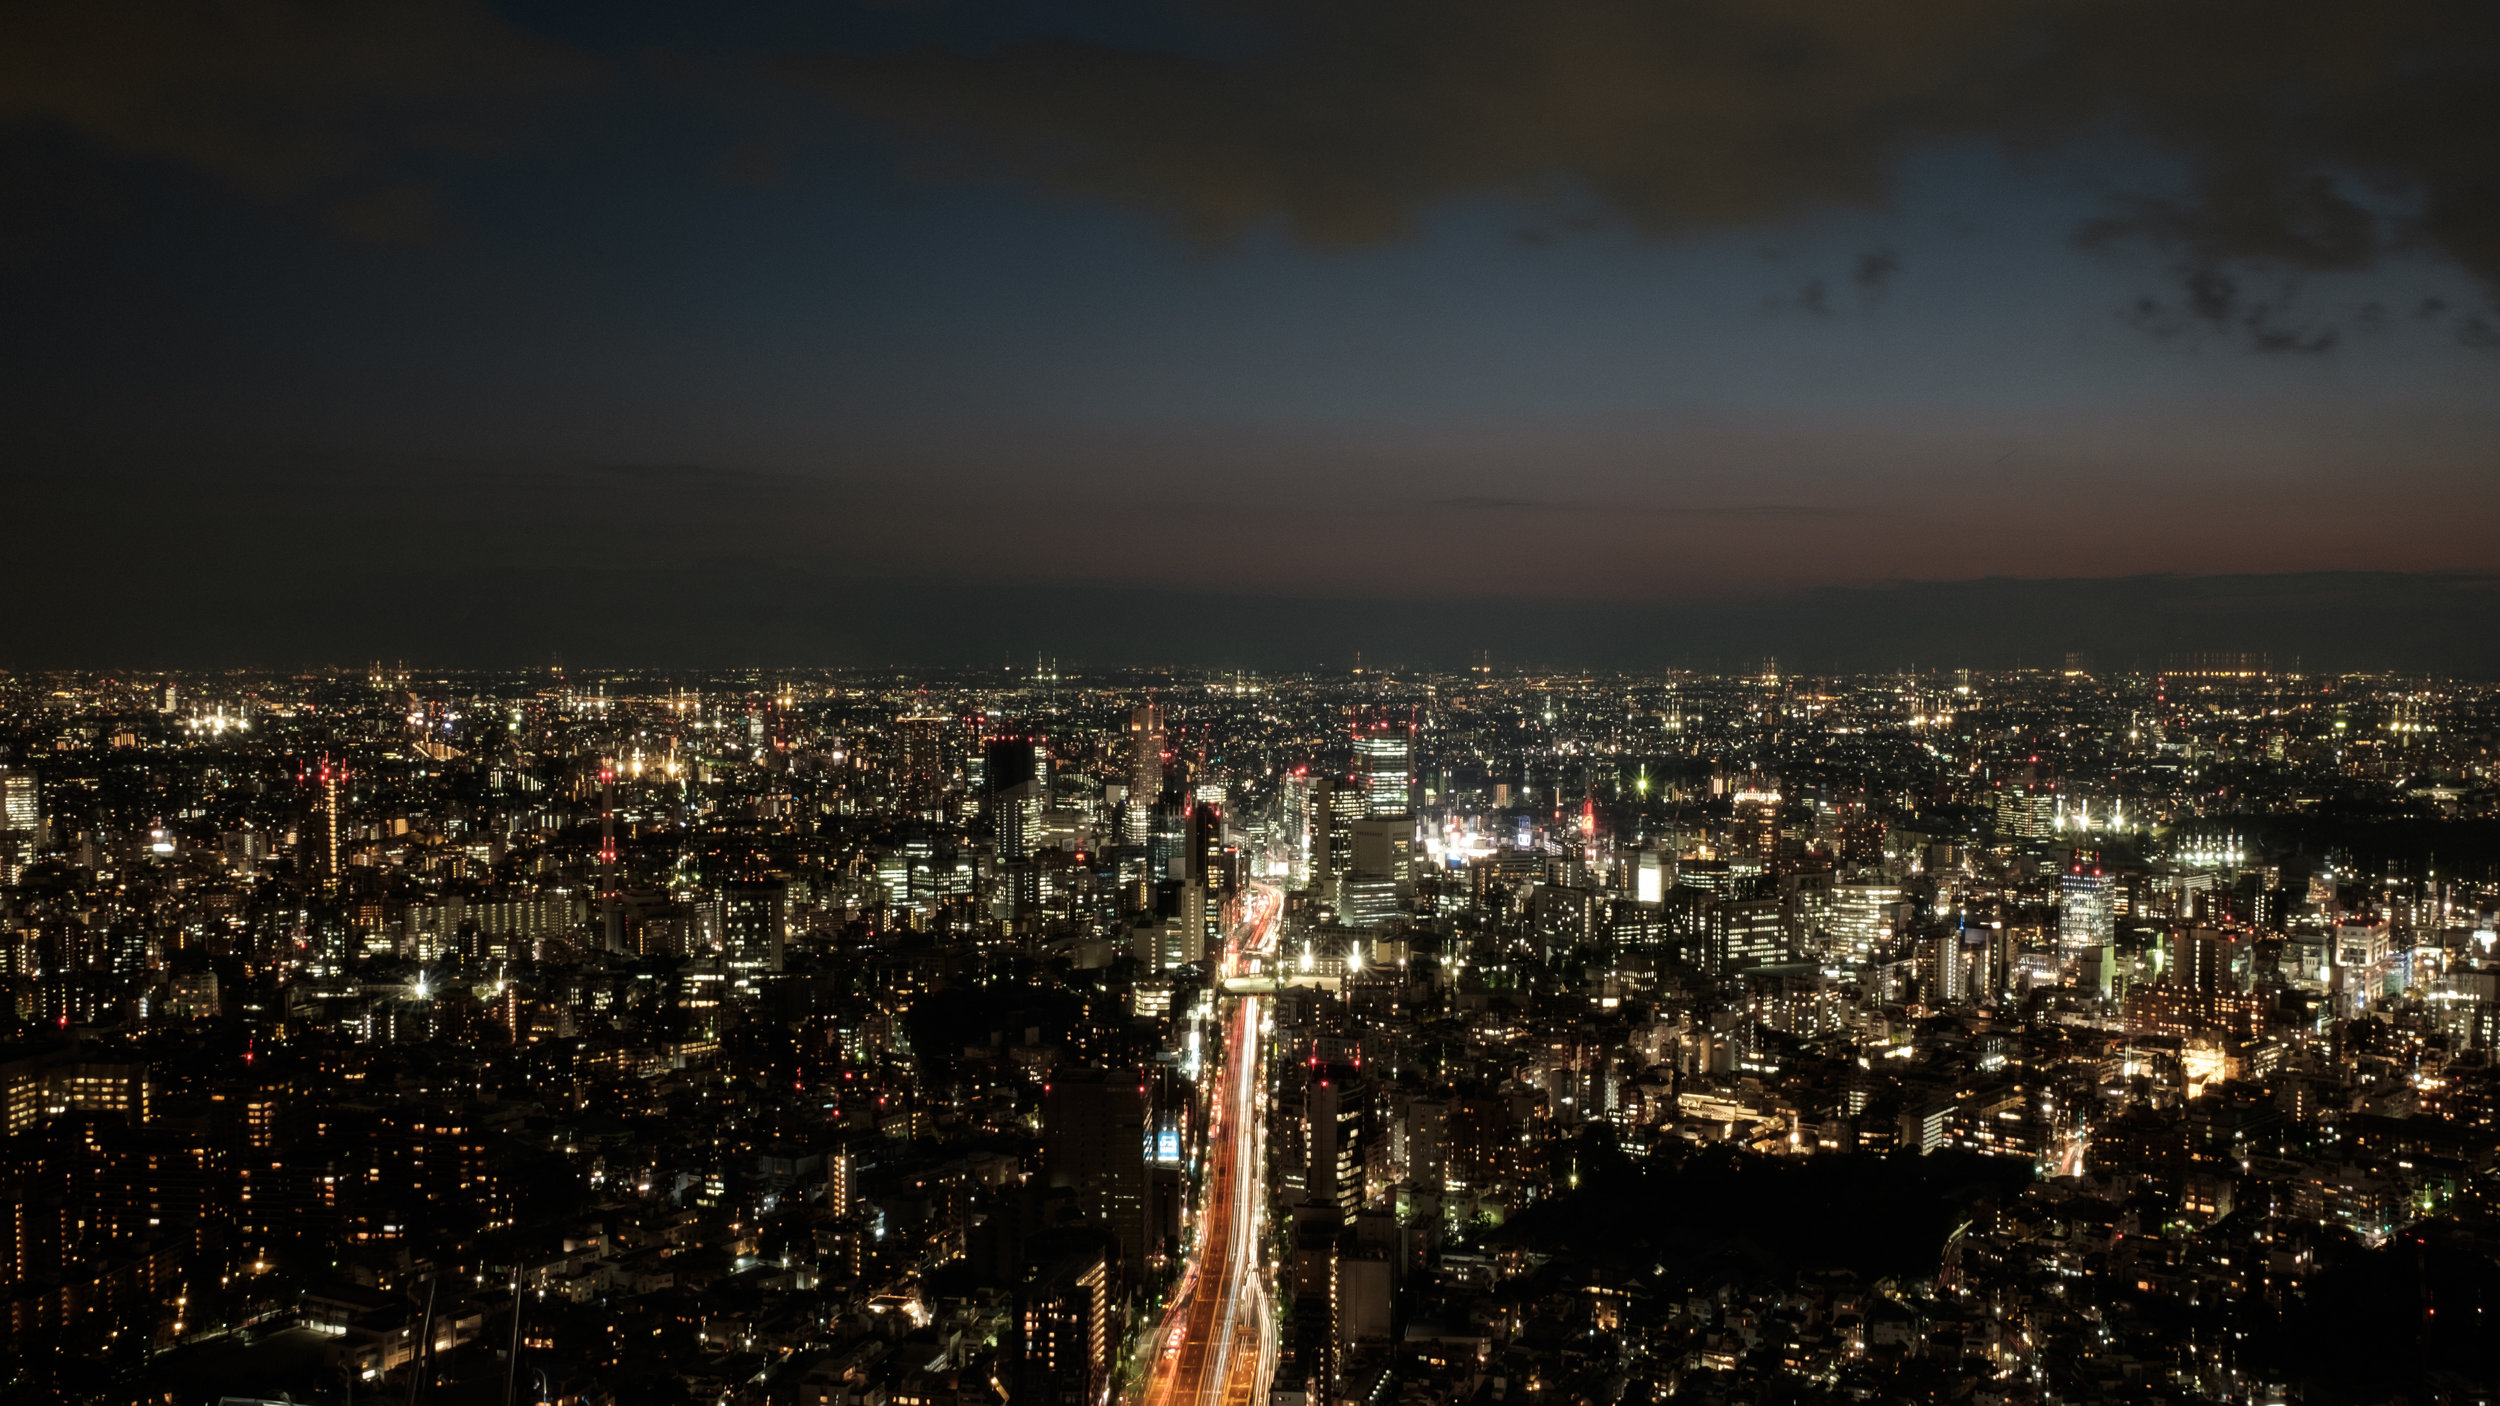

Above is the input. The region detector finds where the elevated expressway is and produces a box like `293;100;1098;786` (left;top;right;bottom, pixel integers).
1131;884;1281;1406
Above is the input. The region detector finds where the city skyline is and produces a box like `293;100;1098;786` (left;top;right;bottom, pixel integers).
5;663;2500;1401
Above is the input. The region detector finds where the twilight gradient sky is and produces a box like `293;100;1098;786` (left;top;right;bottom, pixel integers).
5;0;2500;667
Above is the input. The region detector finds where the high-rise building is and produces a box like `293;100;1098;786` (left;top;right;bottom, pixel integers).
1014;1232;1115;1406
1188;800;1234;894
1348;815;1411;879
1353;718;1412;818
1042;1071;1153;1278
987;733;1049;861
896;715;948;813
599;756;620;952
1728;780;1781;871
1158;883;1207;970
1312;773;1364;911
1280;767;1314;885
1285;1201;1342;1404
2173;925;2243;993
0;766;34;887
721;879;789;975
1124;703;1163;846
1708;894;1790;973
0;766;37;835
826;1147;852;1220
309;755;345;883
1403;1098;1447;1188
1303;1067;1371;1225
2061;854;2115;954
1829;882;1904;962
1342;876;1400;931
1994;760;2058;840
1634;847;1672;905
1306;773;1338;894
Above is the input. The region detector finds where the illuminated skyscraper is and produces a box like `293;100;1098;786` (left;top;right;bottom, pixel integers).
1014;1235;1115;1406
721;879;788;975
1188;801;1229;892
0;767;37;834
1353;717;1411;818
2061;853;2115;953
1281;768;1313;885
1307;772;1365;912
1302;1064;1371;1226
896;715;947;813
600;755;620;952
986;732;1049;861
1124;702;1163;845
1729;781;1781;871
311;755;345;883
1829;881;1904;962
0;767;33;884
1994;759;2057;839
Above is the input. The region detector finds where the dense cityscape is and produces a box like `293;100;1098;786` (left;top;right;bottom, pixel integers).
2;659;2497;1405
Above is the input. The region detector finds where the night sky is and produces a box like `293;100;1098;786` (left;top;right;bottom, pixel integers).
6;0;2499;670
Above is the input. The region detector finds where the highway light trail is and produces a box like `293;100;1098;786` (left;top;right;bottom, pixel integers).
1133;885;1280;1406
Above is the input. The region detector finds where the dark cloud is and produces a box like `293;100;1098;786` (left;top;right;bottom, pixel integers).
798;0;2500;297
0;0;596;232
1423;496;1859;519
2121;264;2342;352
1426;495;1550;512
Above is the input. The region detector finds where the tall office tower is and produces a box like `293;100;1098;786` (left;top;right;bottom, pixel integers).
2174;925;2243;994
985;733;1049;861
1344;810;1413;930
1994;759;2057;840
825;1148;853;1220
0;767;37;881
1634;847;1672;905
896;714;948;813
2061;852;2116;953
599;757;621;952
721;879;789;976
1281;767;1313;886
312;755;345;881
1042;1071;1153;1278
1013;1234;1115;1406
1285;1201;1342;1405
1148;785;1189;885
0;766;36;834
1305;773;1337;894
1403;1098;1448;1187
959;712;987;798
1353;716;1413;818
1729;779;1781;871
1167;881;1209;968
1303;1065;1371;1225
1124;703;1164;845
1829;881;1904;962
107;920;149;980
1322;774;1365;910
1187;801;1229;893
1926;928;1970;1007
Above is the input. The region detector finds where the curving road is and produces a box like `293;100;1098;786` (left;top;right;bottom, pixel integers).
1133;884;1280;1406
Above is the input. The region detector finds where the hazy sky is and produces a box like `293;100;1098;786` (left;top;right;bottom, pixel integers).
5;0;2498;665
